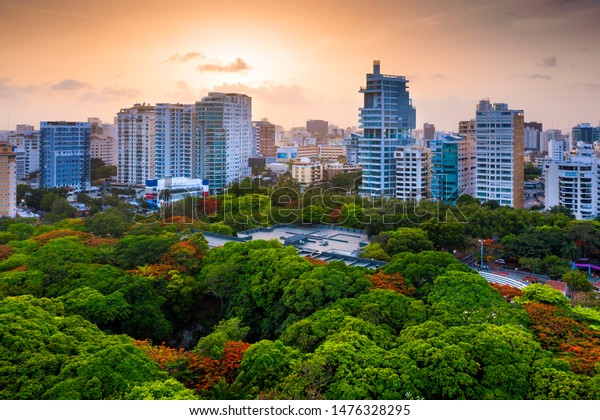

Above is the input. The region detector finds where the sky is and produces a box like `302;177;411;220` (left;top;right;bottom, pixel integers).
0;0;599;132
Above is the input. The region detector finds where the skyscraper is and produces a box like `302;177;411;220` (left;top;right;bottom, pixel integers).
89;118;118;166
154;103;195;179
358;60;416;197
40;121;91;191
6;129;40;180
0;142;17;217
474;100;524;208
117;104;155;185
196;93;252;194
430;133;475;203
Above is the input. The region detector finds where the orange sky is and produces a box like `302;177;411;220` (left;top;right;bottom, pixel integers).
1;0;599;132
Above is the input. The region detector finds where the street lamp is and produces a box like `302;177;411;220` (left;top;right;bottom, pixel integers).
479;239;484;271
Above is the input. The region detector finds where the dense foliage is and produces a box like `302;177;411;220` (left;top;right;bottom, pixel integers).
2;193;600;400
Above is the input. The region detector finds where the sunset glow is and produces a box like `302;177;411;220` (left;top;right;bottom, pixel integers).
1;0;599;131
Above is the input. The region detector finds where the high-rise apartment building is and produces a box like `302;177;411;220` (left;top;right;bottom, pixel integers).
0;142;17;217
523;122;542;151
474;100;524;208
117;104;155;185
40;121;91;191
253;119;276;157
572;123;600;144
358;60;416;197
343;132;361;166
196;93;252;194
6;129;40;180
89;118;118;166
154;103;195;179
430;133;476;203
395;144;429;202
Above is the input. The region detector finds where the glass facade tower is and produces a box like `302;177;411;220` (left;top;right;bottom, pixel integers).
358;60;416;197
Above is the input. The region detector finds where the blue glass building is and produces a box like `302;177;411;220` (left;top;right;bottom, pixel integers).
40;121;91;191
358;61;416;197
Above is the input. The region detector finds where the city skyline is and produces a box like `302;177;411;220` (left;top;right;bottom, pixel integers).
1;0;599;132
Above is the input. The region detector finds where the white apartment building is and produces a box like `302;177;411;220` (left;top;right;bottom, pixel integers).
7;130;40;180
117;104;155;185
196;93;252;194
291;160;323;187
474;100;524;208
545;146;598;220
154;103;195;179
395;144;430;201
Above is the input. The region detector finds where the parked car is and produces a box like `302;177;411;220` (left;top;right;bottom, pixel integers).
495;259;506;265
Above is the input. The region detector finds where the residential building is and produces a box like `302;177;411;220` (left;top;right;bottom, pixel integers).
395;144;429;202
154;103;195;179
297;145;345;161
117;104;155;185
358;60;416;197
291;159;323;187
572;123;600;144
89;118;118;166
474;100;524;208
276;146;298;161
40;121;91;191
548;138;565;162
430;133;475;203
524;122;542;151
196;92;252;194
6;129;40;180
254;119;277;157
544;147;598;219
343;132;361;165
0;142;17;217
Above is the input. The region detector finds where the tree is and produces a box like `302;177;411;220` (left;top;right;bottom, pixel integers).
84;208;132;237
562;270;594;293
516;284;569;308
372;228;434;257
195;318;250;359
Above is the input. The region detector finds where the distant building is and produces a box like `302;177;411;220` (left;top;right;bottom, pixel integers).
344;132;361;166
196;93;252;194
524;121;542;152
6;129;40;180
358;60;416;197
0;142;17;217
89;118;118;166
306;119;328;138
297;145;345;161
40;121;91;191
395;144;430;202
423;123;435;141
254;119;277;157
474;100;524;208
291;160;323;187
572;123;600;144
276;146;298;161
430;133;475;203
117;104;156;185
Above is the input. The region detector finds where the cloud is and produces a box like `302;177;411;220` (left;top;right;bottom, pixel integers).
209;81;310;104
51;79;90;91
197;58;251;73
570;82;600;92
536;56;557;67
529;73;552;80
430;73;446;80
80;86;140;102
167;52;204;63
0;77;39;98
